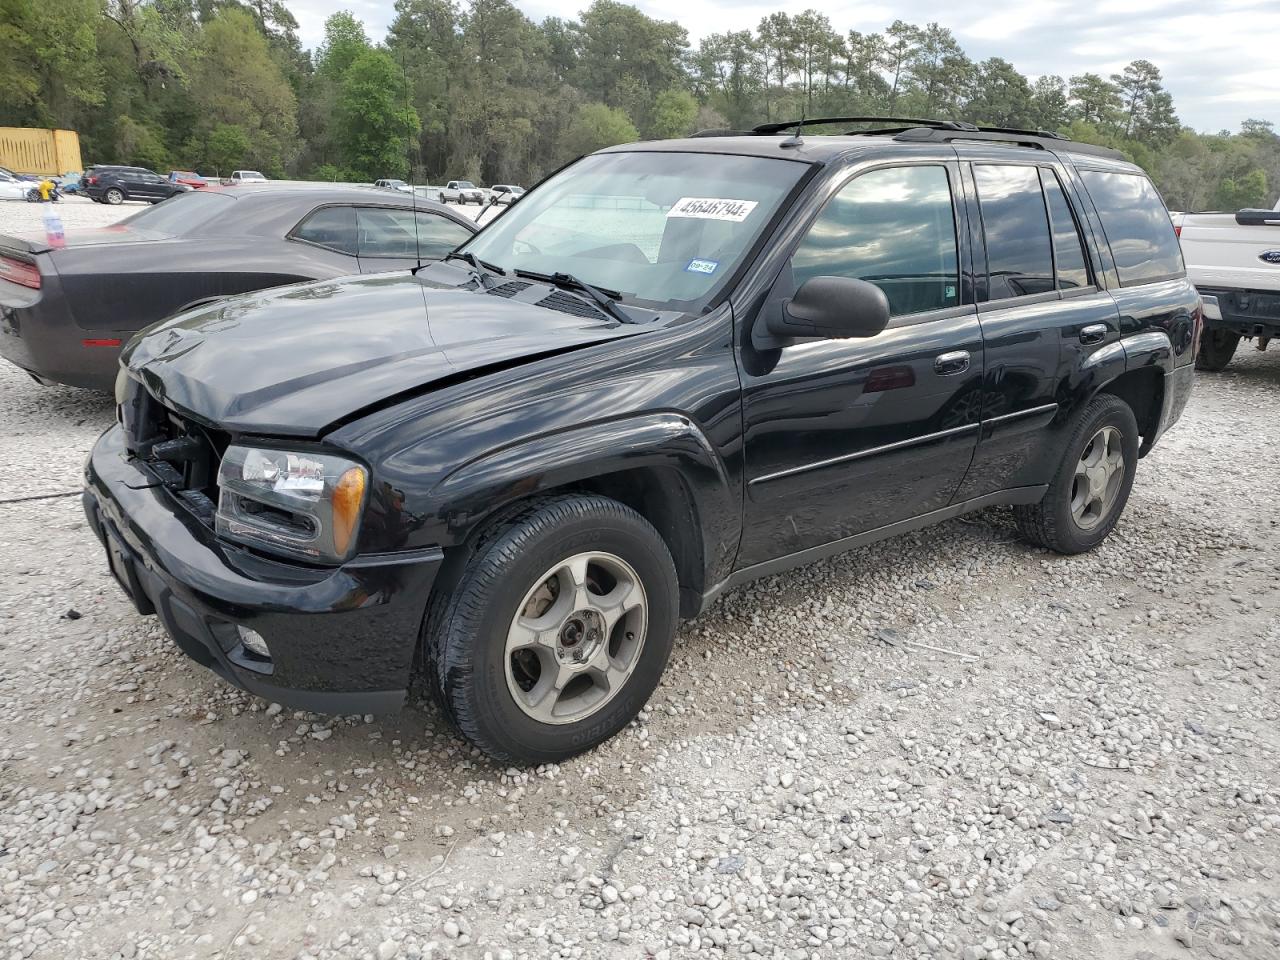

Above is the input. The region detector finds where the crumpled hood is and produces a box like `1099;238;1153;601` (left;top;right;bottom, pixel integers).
123;272;646;436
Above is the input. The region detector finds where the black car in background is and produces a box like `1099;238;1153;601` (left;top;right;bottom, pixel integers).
84;165;191;205
85;120;1197;763
0;185;476;389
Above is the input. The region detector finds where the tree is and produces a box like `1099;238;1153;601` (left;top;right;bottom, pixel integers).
564;102;637;156
204;122;251;173
1107;59;1179;144
315;11;369;81
1069;73;1122;130
190;6;298;174
649;88;697;139
333;47;419;180
0;0;104;126
965;58;1033;128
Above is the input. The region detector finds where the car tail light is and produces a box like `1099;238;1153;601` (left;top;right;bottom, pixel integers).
1173;225;1181;238
86;175;98;185
82;338;122;348
0;256;40;289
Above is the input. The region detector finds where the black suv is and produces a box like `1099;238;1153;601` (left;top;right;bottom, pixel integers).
84;165;189;205
84;119;1198;763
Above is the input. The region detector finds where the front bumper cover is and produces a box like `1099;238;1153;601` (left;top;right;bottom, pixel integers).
84;424;442;714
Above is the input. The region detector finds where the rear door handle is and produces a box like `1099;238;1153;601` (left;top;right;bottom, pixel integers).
934;350;970;375
1079;323;1108;345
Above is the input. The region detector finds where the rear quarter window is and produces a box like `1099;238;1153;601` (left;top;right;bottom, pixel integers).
1080;171;1183;285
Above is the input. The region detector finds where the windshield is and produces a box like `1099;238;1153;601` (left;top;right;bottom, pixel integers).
456;181;476;189
460;151;807;310
240;172;265;180
119;191;235;234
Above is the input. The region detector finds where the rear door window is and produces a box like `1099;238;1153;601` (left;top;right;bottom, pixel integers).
973;164;1055;300
1079;170;1183;285
790;164;960;318
293;205;358;256
1039;169;1091;290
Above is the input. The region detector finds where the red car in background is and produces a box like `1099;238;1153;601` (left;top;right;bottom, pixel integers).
168;170;207;189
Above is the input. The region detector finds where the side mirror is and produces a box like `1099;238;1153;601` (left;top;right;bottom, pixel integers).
767;275;891;340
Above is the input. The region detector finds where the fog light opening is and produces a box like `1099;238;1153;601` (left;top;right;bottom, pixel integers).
236;625;271;660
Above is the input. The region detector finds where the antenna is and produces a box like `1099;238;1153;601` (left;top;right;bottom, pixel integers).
781;111;806;149
400;51;423;273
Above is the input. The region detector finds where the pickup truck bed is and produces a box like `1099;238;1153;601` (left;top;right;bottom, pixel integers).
1176;204;1280;370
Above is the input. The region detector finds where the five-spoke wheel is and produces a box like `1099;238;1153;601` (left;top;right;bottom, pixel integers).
505;552;648;725
425;495;677;765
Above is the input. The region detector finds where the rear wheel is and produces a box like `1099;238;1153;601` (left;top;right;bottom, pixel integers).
1195;329;1239;371
104;187;124;205
424;495;678;764
1015;394;1139;554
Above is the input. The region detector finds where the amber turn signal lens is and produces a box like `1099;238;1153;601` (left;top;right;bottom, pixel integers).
331;467;367;557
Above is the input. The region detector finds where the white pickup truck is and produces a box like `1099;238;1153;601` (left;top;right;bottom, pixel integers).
1174;200;1280;370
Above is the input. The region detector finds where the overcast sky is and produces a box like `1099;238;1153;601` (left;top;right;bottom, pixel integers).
291;0;1277;133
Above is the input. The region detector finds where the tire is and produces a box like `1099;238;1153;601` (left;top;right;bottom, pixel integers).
104;187;124;205
424;494;679;764
1014;394;1140;554
1195;329;1239;371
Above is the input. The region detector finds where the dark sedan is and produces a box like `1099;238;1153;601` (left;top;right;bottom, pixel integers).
0;185;476;390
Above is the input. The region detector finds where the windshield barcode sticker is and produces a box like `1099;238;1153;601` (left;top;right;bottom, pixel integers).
667;197;758;223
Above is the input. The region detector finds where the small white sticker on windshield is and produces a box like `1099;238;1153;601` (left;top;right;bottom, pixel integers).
667;197;758;222
686;258;719;275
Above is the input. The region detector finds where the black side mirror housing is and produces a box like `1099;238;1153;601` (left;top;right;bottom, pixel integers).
767;275;891;341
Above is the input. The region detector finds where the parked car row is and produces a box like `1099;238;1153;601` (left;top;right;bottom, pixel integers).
71;119;1198;765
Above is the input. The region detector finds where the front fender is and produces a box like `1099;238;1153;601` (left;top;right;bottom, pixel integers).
429;413;739;585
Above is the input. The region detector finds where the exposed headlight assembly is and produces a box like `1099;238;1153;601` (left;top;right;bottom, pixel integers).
216;445;368;563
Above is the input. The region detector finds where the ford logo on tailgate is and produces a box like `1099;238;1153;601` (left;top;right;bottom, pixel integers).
1261;250;1280;265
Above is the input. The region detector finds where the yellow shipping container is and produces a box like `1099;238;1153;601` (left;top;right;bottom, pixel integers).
0;127;83;176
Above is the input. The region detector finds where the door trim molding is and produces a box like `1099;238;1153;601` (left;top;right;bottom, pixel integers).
748;422;979;487
698;484;1048;615
982;401;1059;427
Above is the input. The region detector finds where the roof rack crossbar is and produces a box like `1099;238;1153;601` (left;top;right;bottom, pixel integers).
751;116;978;135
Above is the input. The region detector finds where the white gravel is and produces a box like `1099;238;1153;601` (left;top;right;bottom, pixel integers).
1;197;1278;960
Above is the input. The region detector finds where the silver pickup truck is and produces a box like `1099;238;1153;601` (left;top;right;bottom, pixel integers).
1174;201;1280;370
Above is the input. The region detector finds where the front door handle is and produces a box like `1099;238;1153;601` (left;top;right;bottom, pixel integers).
1079;323;1108;345
934;350;970;375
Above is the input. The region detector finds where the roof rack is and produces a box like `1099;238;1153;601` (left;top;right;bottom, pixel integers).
892;125;1124;159
751;116;977;135
691;116;1126;161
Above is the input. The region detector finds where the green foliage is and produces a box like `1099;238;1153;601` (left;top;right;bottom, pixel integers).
1213;169;1268;210
649;89;697;139
1;0;1275;210
114;115;170;169
189;8;298;174
202;123;252;175
333;48;419;181
565;102;638;156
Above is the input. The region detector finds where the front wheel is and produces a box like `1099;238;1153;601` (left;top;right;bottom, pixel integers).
424;495;678;764
1195;329;1240;371
1015;394;1139;554
104;187;124;205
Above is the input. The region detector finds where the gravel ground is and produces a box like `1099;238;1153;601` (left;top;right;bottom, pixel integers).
1;199;1278;960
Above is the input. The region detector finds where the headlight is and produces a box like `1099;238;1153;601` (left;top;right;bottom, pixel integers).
216;445;368;563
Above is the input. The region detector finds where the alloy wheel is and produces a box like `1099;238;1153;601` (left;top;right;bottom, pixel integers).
1070;425;1125;530
504;551;648;725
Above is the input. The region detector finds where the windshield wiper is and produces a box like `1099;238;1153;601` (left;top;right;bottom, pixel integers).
513;269;635;324
439;250;506;287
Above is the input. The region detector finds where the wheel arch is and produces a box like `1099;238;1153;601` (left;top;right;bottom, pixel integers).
1094;366;1164;457
429;413;738;618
